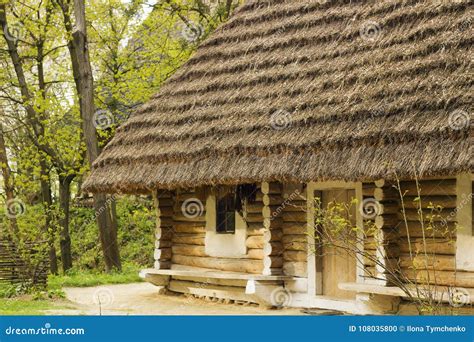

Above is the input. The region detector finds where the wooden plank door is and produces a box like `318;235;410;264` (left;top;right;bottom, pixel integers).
320;189;357;299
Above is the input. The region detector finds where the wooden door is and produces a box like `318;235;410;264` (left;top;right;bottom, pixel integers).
319;189;357;299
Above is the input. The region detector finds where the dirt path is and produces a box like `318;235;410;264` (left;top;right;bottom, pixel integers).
47;283;306;315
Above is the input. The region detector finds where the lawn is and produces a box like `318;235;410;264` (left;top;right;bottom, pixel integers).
48;264;142;290
0;264;142;315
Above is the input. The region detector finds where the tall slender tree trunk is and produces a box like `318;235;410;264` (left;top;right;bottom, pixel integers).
0;122;18;237
57;0;121;271
58;175;74;272
39;160;59;274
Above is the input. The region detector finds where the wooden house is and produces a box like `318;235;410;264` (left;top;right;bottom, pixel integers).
83;0;473;314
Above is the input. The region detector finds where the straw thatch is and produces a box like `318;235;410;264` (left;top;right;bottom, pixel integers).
84;0;473;194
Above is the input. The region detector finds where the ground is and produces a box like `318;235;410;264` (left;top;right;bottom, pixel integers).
45;282;305;315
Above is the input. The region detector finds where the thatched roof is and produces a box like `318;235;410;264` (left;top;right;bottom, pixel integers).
84;0;473;194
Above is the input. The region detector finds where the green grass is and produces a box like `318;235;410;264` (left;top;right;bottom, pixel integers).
0;298;58;315
48;263;142;290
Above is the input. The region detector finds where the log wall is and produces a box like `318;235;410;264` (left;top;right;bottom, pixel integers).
362;177;470;288
280;184;308;278
152;183;308;277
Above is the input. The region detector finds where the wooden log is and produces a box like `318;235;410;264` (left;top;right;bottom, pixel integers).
398;221;456;238
282;234;307;244
400;269;474;288
245;202;264;214
399;179;456;197
402;196;457;209
263;229;283;242
155;227;173;240
263;242;284;256
362;183;376;197
398;209;456;222
168;280;251;302
374;187;400;202
154;248;172;261
282;211;307;223
247;224;266;236
282;201;307;212
172;244;207;257
173;213;206;223
256;194;284;206
283;262;307;277
176;192;205;201
157;206;174;217
263;217;282;229
378;202;399;215
399;238;456;255
283;250;307;262
376;243;401;259
246;235;264;249
374;214;399;229
375;227;400;243
263;256;283;269
154;260;172;269
171;255;264;274
282;222;307;235
261;182;282;195
173;224;206;234
157;217;174;227
172;233;206;246
399;254;455;271
245;213;264;223
156;198;174;206
374;179;386;188
247;249;264;260
155;239;173;249
282;241;307;252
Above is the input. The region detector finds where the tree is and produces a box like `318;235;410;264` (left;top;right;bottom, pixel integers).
56;0;121;271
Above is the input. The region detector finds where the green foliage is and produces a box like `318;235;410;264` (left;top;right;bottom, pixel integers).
69;196;155;270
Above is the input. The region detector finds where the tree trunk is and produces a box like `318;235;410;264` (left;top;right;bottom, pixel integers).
58;0;121;271
39;160;59;275
0;122;18;237
59;175;74;272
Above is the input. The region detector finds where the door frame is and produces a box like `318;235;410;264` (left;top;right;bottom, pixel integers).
306;181;365;297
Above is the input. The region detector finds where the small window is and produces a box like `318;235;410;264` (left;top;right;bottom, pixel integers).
216;193;236;234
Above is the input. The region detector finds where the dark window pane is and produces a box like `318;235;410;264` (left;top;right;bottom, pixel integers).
216;192;236;234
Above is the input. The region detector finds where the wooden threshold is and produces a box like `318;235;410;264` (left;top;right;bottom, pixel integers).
140;268;297;281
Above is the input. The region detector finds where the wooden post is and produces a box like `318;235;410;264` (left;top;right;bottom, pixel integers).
372;180;400;286
261;182;284;276
153;190;174;269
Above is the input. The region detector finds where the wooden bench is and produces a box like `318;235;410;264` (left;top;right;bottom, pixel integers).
140;267;299;306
